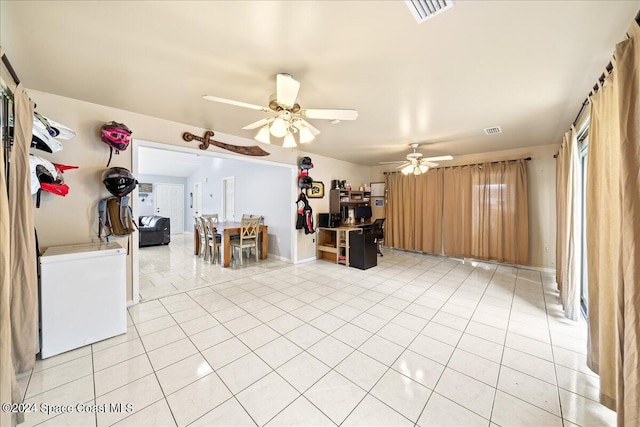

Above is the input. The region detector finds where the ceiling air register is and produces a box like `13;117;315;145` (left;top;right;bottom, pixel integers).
405;0;454;23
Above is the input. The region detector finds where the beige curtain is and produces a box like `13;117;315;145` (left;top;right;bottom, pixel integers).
386;172;415;250
469;160;528;264
557;128;582;321
586;73;620;411
9;83;38;374
413;169;443;253
0;86;18;427
385;169;443;253
443;160;528;264
614;20;640;427
585;19;640;426
443;167;472;257
556;140;566;292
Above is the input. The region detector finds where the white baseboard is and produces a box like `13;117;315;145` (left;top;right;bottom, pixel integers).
516;264;556;274
296;256;317;264
268;253;292;263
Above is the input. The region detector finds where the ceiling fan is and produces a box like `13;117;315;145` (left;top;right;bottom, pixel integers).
203;73;358;147
380;143;453;175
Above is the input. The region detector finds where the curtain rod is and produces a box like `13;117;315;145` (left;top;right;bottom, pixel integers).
1;53;20;86
572;62;614;126
572;10;639;126
383;157;531;174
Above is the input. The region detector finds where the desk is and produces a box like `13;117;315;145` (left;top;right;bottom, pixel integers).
317;226;363;266
354;220;374;231
215;222;268;267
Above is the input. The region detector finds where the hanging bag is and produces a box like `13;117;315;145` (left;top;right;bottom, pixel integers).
98;196;137;237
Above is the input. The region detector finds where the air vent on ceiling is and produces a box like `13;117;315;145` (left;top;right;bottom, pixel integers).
405;0;454;24
484;126;502;135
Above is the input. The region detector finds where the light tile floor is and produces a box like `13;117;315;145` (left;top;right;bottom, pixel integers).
18;234;616;426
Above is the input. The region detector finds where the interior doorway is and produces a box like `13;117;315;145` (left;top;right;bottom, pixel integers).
193;182;203;218
222;177;235;222
154;183;184;234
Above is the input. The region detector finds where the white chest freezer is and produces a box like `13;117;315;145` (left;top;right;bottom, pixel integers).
40;242;127;358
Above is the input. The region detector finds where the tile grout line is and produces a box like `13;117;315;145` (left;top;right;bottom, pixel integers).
487;266;518;425
258;255;457;426
185;252;452;425
83;243;597;427
409;262;500;426
331;258;469;426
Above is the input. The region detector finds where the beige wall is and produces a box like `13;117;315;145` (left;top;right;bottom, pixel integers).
370;144;559;269
29;88;557;304
28;90;371;300
295;152;371;261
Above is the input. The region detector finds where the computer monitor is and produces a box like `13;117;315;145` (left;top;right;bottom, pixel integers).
355;206;372;222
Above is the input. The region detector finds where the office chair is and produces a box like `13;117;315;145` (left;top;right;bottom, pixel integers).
371;218;386;256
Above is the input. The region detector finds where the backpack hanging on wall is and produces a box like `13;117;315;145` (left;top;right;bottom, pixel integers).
98;196;137;237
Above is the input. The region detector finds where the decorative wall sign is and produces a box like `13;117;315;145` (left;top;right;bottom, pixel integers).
308;181;324;198
139;183;152;193
183;131;270;157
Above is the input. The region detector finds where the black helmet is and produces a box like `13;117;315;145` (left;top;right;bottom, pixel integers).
299;156;314;170
102;167;137;197
298;176;313;189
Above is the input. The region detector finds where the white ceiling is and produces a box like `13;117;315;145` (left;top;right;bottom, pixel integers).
2;1;638;165
138;146;203;177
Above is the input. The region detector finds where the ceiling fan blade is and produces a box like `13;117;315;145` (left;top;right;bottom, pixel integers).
300;109;358;121
242;117;273;130
396;163;411;169
298;119;320;136
422;155;453;162
276;73;300;109
420;160;439;168
202;95;269;112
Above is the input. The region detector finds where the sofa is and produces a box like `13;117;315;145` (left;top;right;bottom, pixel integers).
138;216;171;247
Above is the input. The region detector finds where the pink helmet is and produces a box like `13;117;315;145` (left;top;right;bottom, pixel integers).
101;121;132;152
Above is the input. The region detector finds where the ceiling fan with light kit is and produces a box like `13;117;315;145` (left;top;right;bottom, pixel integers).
203;73;358;148
380;143;453;175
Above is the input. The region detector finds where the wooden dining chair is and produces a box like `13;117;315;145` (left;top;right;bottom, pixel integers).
230;217;261;265
204;216;222;264
194;216;209;260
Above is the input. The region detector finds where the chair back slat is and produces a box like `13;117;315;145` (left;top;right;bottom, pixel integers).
240;217;260;241
204;217;216;236
194;216;204;233
203;213;219;224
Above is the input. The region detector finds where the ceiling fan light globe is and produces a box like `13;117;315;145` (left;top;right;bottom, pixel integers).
299;126;315;143
419;164;429;173
401;165;414;175
255;126;271;144
283;132;297;148
270;117;287;137
413;167;421;175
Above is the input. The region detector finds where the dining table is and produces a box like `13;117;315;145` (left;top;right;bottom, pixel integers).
194;221;268;267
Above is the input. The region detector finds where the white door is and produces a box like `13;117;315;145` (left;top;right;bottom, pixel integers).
154;183;184;234
222;177;235;222
193;182;203;217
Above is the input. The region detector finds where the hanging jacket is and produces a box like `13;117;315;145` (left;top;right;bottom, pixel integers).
296;192;314;234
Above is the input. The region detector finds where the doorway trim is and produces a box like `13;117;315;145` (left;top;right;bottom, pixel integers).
221;176;235;222
132;139;298;305
193;182;203;218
